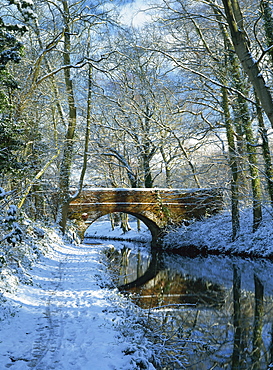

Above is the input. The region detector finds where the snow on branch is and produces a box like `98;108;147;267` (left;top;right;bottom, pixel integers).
36;52;118;86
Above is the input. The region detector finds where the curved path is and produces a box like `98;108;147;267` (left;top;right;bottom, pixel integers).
0;240;156;370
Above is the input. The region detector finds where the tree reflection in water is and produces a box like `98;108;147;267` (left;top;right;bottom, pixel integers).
104;245;273;369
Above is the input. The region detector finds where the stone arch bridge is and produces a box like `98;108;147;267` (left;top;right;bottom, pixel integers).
68;188;223;242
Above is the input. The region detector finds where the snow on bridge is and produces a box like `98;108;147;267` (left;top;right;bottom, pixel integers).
68;188;223;241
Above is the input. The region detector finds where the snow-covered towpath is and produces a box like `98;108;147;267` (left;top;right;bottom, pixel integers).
0;237;156;370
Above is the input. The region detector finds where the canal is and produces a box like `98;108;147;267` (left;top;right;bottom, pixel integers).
85;237;273;370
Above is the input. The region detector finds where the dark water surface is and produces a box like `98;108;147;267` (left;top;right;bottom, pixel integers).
86;238;273;369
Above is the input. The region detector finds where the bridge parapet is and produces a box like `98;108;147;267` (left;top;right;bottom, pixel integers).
68;188;223;240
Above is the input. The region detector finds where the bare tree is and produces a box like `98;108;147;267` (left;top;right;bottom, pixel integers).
6;0;118;229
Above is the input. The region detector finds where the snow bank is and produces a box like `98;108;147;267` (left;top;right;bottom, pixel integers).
163;207;273;258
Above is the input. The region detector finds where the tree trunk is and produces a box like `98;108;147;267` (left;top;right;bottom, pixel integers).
224;20;262;231
58;0;77;232
217;6;262;232
160;146;172;188
120;213;131;233
260;0;273;63
70;61;93;203
235;92;262;231
255;92;273;206
221;85;240;239
222;0;273;127
143;158;153;187
258;3;273;206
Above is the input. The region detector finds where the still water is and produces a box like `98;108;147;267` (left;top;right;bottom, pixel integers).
86;238;273;369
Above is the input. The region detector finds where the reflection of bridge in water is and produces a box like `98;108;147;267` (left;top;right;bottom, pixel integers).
68;188;223;242
111;249;226;309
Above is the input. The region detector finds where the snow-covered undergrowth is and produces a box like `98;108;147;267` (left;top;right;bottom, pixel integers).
0;188;46;313
0;224;160;369
0;219;46;317
163;207;273;258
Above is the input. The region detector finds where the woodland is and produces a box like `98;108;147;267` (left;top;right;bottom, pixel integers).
1;0;273;243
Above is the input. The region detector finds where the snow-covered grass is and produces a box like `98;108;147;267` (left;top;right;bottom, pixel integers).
163;207;273;258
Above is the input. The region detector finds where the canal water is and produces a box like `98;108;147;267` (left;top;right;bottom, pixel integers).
85;238;273;370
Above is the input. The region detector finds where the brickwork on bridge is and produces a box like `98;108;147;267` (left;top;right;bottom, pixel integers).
68;188;223;240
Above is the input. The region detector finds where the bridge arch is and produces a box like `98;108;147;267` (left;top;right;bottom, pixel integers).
85;211;160;240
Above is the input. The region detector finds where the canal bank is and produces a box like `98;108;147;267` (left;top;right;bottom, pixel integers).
163;207;273;259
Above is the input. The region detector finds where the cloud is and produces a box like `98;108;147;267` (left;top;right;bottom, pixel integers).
120;0;152;27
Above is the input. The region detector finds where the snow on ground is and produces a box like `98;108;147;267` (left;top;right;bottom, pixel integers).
163;207;273;258
84;220;152;243
0;229;156;370
84;209;273;259
1;207;273;370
